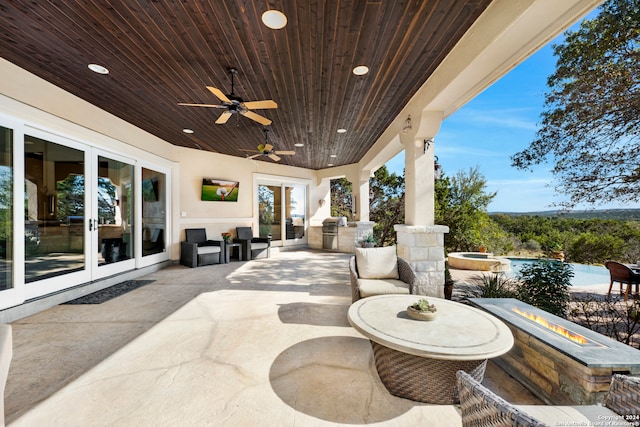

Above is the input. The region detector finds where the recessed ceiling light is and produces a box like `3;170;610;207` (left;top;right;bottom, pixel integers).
337;128;347;134
294;143;304;147
330;154;337;158
182;128;194;134
352;65;369;76
88;63;109;74
327;163;334;167
262;10;287;29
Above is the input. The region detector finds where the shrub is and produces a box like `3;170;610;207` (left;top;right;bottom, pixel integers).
470;273;518;298
516;259;573;318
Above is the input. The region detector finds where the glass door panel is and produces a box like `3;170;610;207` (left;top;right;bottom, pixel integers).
285;185;306;242
258;185;281;241
24;136;86;283
141;167;166;256
0;126;12;291
97;156;134;266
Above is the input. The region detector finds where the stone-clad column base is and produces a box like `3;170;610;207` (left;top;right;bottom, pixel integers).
394;224;449;298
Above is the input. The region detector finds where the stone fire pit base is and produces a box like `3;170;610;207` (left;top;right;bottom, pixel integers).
470;298;640;405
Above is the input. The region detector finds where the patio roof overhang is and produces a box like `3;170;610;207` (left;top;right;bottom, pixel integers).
0;0;602;175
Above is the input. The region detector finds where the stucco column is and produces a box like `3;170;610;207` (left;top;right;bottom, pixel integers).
402;110;442;226
346;169;371;222
397;110;447;297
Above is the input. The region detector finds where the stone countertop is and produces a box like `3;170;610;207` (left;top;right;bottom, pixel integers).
348;295;514;361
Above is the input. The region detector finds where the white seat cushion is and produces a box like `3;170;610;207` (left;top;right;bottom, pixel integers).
358;278;410;298
355;246;399;279
517;404;631;426
198;246;221;255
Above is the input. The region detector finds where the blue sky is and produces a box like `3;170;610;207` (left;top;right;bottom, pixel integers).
386;11;640;213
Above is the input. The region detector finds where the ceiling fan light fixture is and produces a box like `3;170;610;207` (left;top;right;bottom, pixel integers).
88;63;109;74
352;65;369;76
262;10;287;29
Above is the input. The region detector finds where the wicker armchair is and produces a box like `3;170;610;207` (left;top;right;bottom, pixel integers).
234;226;271;260
180;228;223;268
349;250;417;302
456;370;547;426
456;370;640;427
603;374;640;418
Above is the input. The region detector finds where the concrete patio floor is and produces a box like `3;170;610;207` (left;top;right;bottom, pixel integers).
5;249;541;426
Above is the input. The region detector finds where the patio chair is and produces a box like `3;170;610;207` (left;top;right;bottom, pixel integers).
234;227;271;260
349;245;417;302
180;228;223;267
456;370;640;427
605;261;640;301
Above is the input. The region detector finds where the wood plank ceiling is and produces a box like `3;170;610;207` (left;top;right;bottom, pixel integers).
0;0;492;169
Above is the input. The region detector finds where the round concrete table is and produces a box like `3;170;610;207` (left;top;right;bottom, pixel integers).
348;294;514;404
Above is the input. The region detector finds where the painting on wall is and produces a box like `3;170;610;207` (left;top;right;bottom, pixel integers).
202;178;239;202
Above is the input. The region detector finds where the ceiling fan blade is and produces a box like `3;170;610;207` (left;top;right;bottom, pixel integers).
264;144;273;152
247;153;262;159
207;86;231;103
243;100;277;110
268;153;281;162
239;148;260;152
274;150;295;155
178;102;225;108
215;111;233;124
240;110;272;126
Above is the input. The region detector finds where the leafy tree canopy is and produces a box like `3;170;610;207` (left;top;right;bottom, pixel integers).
369;166;404;246
435;167;501;252
330;178;354;220
511;0;640;208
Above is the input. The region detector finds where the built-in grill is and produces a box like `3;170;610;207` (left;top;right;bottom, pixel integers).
322;218;340;250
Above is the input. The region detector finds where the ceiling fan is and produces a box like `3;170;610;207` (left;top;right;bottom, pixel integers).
178;68;277;125
241;128;295;162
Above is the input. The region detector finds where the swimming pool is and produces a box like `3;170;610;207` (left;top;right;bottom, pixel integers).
507;258;610;287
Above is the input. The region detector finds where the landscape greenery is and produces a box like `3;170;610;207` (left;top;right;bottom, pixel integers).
332;165;640;266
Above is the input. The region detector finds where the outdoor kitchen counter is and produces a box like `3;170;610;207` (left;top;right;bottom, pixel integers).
348;295;514;404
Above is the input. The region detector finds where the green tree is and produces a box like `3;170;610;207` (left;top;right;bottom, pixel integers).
435;167;500;252
511;0;640;208
369;166;404;246
330;178;354;220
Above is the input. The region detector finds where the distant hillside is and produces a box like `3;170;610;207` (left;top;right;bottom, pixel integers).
490;209;640;221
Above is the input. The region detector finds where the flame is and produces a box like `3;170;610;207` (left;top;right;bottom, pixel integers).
512;307;588;345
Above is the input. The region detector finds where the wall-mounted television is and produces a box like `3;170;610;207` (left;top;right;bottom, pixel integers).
202;178;239;202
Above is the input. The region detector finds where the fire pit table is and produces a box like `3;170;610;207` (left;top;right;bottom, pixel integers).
347;294;514;404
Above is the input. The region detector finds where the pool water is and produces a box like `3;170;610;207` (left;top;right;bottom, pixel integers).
507;258;610;287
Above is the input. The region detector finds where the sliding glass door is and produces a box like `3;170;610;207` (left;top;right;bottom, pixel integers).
92;152;136;278
24;134;89;292
0;126;13;293
0;118;170;310
257;177;308;247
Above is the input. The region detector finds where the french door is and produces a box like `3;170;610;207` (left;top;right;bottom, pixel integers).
91;151;136;279
0;115;170;310
256;176;308;247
